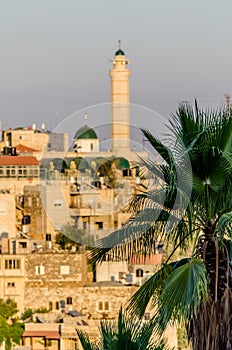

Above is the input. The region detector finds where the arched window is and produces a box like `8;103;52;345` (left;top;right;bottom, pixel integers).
98;301;109;311
136;268;143;278
49;302;53;311
98;301;103;311
55;302;59;310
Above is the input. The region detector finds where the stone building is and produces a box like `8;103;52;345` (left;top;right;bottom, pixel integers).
0;126;68;154
0;236;88;313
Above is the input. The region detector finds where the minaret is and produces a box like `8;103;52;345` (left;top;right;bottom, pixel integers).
109;40;131;152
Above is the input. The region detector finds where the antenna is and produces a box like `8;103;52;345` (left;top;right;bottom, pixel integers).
224;94;231;114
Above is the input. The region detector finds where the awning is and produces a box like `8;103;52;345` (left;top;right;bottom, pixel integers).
23;331;60;339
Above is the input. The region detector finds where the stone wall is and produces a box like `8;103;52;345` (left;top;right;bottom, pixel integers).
24;282;137;319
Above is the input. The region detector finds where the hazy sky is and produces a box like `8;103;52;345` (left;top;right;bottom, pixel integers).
1;0;232;132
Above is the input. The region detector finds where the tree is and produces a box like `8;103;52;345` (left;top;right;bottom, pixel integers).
56;223;93;250
91;102;232;350
0;298;24;350
77;307;171;350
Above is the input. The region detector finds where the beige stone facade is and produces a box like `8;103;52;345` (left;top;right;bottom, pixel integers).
0;128;68;154
0;246;88;313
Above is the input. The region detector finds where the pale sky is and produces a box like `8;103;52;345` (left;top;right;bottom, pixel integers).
1;0;232;133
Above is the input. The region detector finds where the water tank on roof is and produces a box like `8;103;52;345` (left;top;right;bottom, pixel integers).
1;232;8;238
3;146;10;155
11;147;17;156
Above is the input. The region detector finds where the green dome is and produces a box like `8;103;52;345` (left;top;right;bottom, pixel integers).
115;49;125;56
114;157;130;170
74;125;98;140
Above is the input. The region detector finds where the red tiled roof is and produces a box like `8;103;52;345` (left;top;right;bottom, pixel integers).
23;331;60;339
0;156;39;165
16;144;38;153
129;254;162;265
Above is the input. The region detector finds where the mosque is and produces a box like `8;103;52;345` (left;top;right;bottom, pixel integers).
71;40;144;163
0;42;147;243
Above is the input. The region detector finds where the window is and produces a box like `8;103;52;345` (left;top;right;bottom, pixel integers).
83;222;87;230
28;197;32;207
46;234;52;241
98;301;110;312
118;272;124;279
55;302;59;310
5;259;20;270
136;269;144;278
54;199;63;207
144;312;150;321
49;302;53;311
7;282;15;288
19;242;27;248
67;297;72;305
35;265;45;275
96;222;103;230
90;143;94;151
60;265;70;275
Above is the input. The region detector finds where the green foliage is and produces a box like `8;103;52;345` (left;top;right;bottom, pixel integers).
97;158;117;187
34;306;49;314
56;223;93;250
21;308;33;321
0;298;24;350
77;307;172;350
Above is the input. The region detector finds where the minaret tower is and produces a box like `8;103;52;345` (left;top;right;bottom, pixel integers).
109;40;131;153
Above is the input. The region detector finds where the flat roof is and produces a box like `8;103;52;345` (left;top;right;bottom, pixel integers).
23;331;60;339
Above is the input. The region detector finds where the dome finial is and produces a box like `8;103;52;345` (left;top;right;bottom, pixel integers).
84;113;88;123
115;40;125;56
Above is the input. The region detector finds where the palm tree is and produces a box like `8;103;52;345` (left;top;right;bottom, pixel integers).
91;102;232;350
77;307;171;350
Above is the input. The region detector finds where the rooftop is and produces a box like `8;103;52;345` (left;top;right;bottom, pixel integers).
0;155;39;166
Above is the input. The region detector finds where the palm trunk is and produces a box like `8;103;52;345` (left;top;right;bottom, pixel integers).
190;233;232;349
191;288;232;350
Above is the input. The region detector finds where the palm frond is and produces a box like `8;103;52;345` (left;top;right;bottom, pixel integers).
128;258;191;318
156;258;208;328
77;329;101;350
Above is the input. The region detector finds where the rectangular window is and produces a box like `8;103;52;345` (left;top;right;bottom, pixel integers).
119;271;124;279
35;265;45;275
19;242;27;248
96;222;103;230
60;265;70;275
5;259;20;270
46;234;52;241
